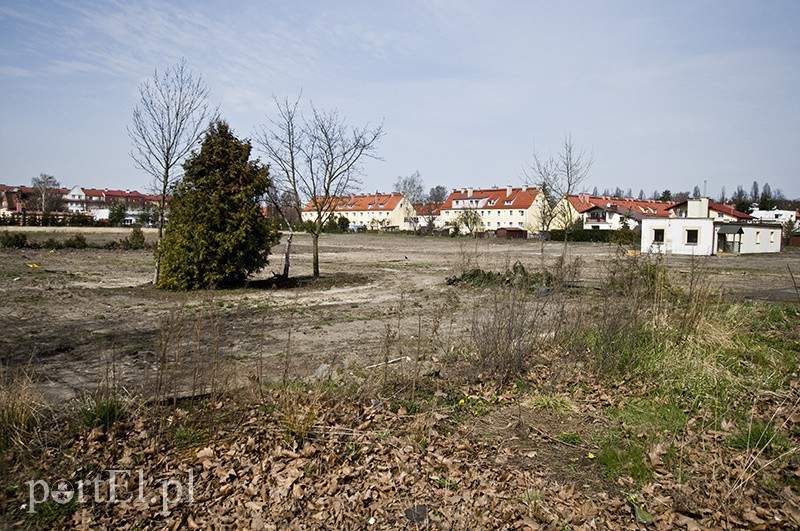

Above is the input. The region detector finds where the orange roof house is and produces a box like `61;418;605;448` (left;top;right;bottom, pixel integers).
437;185;566;234
301;192;416;230
568;194;674;217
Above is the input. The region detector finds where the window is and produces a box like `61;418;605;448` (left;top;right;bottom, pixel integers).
685;229;698;245
756;231;761;244
519;210;524;216
653;229;665;243
770;231;775;244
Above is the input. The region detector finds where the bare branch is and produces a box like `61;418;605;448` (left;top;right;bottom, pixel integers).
127;58;217;239
255;95;384;277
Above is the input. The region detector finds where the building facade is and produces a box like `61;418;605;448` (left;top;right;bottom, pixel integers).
641;217;782;255
301;193;417;231
437;186;564;235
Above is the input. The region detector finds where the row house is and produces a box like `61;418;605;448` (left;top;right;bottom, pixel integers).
64;186;106;213
1;184;69;214
438;186;575;236
301;192;416;231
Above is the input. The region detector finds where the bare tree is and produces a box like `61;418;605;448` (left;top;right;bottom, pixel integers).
524;154;560;272
30;173;62;213
455;207;482;237
526;134;593;257
419;185;448;230
256;95;383;278
128;58;215;242
394;171;425;203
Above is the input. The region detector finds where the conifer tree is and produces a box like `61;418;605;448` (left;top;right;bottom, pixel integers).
157;120;279;290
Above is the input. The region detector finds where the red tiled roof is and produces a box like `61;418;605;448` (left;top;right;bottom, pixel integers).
303;193;404;213
568;194;674;217
708;201;754;219
440;187;539;210
413;202;442;216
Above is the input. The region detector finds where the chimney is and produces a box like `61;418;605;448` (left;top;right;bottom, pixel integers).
467;188;473;197
521;186;527;192
506;185;512;197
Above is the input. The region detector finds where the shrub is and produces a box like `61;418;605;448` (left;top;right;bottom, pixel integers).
469;288;545;385
0;230;28;248
42;237;61;250
157;120;280;290
120;226;147;250
549;228;639;243
62;234;88;249
446;262;552;291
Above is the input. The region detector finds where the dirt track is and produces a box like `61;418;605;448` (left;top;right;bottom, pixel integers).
1;231;798;405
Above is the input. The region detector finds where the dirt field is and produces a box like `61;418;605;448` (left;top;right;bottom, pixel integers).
2;230;799;405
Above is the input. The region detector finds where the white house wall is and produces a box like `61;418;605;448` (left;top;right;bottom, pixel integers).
641;218;715;255
739;226;781;254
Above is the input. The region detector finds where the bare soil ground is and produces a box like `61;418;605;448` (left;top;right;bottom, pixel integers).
2;231;798;405
2;229;800;528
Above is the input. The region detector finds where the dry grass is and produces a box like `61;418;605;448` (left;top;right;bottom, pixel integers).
0;370;46;451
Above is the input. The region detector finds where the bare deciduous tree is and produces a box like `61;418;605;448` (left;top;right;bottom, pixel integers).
455;207;482;237
256;95;383;278
526;134;593;257
394;171;425;204
524;154;560;272
128;58;216;241
30;173;62;213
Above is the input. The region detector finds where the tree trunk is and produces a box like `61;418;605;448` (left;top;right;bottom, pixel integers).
540;231;546;277
312;232;320;278
152;241;161;286
154;171;169;285
282;228;294;279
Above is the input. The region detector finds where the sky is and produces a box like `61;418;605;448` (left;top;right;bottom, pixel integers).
1;1;799;198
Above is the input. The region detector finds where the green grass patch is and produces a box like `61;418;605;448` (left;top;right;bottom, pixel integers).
596;436;652;484
28;498;80;526
728;420;787;454
173;425;208;448
556;432;581;444
81;396;127;430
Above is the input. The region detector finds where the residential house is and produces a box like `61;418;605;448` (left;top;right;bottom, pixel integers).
413;202;442;230
301;192;417;231
63;186;107;213
641;218;781;255
749;207;798;226
568;195;673;230
667;197;755;222
0;185;28;214
0;184;69;214
438;186;562;236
